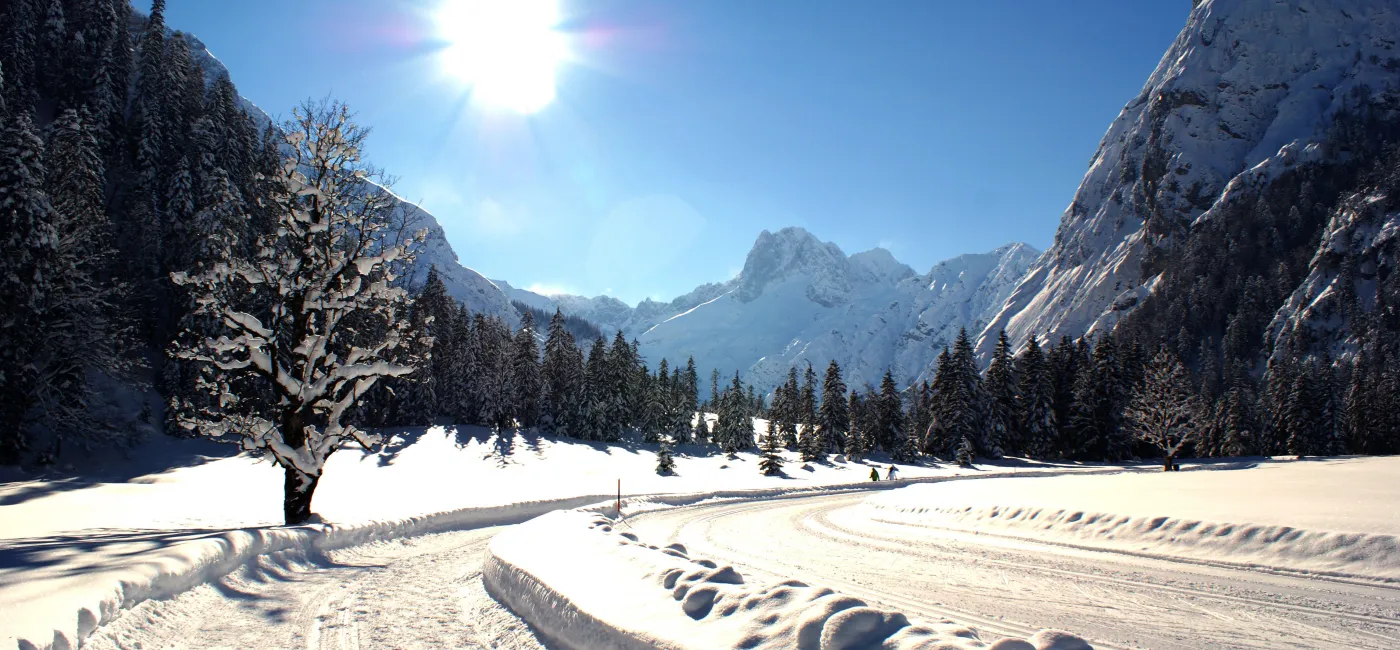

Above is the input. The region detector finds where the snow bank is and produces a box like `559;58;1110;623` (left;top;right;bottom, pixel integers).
484;509;1092;650
860;458;1400;582
1;494;609;650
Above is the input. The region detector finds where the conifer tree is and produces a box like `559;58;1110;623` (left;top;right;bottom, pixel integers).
926;347;954;456
2;0;39;114
655;435;676;475
845;389;867;461
583;335;612;441
512;311;542;428
540;309;573;433
668;366;693;443
984;330;1020;455
1072;336;1130;461
759;418;784;475
943;329;988;458
683;356;699;414
0;111;59;463
1016;335;1057;458
1221;386;1256;457
693;413;710;446
715;372;753;453
818;360;849;454
876;370;904;452
641;359;668;442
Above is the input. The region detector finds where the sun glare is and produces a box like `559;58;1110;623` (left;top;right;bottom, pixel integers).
436;0;568;114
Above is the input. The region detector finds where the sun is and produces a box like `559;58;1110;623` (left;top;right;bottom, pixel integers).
436;0;568;114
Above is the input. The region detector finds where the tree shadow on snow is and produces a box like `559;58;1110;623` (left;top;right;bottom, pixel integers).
362;427;433;468
0;435;244;507
0;527;266;576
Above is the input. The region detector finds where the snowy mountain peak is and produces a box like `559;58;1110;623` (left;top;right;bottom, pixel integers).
977;0;1400;356
735;228;852;306
851;248;916;284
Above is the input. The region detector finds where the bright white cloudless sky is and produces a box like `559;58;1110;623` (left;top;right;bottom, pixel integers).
164;0;1186;305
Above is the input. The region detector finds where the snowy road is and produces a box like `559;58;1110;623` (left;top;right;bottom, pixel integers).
630;492;1400;650
80;527;549;650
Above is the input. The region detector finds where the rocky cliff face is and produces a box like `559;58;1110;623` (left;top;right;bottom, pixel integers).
978;0;1400;356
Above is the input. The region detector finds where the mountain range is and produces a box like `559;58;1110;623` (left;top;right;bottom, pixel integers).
196;0;1400;394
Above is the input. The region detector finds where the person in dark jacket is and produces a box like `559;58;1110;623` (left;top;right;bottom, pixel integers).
869;467;879;482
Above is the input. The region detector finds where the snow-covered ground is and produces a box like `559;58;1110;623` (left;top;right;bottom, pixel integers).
6;429;1395;650
0;426;1122;649
861;457;1400;580
631;458;1400;649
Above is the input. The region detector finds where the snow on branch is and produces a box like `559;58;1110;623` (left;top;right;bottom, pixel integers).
170;100;429;486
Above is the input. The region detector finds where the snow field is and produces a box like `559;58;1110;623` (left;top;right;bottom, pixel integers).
0;425;1145;650
484;509;1094;650
858;457;1400;582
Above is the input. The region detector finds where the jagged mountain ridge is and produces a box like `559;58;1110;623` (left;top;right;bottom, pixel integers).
504;228;1038;393
977;0;1400;357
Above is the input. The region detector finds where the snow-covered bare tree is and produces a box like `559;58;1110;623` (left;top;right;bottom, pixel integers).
1124;348;1198;471
169;101;426;524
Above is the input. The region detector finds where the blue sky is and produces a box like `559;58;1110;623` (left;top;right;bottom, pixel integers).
165;1;1186;304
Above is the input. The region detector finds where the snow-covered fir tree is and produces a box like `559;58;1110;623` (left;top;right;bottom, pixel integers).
845;389;868;461
758;418;784;476
512;311;542;428
984;330;1020;456
816;360;848;455
876;370;904;452
1015;335;1057;459
655;435;675;476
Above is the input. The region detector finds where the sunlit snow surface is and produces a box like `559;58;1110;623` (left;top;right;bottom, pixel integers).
0;426;1104;649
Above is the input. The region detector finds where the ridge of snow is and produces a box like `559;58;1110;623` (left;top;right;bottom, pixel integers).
484;509;1093;650
976;0;1400;355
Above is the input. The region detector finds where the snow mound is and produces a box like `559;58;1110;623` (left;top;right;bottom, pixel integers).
864;500;1400;582
484;510;1092;650
1;495;608;650
861;458;1400;582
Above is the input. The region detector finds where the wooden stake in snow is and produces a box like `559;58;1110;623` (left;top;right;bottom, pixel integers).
617;479;621;519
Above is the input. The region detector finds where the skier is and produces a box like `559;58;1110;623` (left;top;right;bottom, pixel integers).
869;467;879;482
887;464;898;481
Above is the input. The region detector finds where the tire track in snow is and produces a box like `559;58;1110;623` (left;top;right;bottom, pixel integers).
81;528;549;650
632;492;1400;649
811;505;1400;640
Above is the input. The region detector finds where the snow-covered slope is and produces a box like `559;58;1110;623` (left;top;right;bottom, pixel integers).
977;0;1400;355
183;35;515;320
638;229;1038;393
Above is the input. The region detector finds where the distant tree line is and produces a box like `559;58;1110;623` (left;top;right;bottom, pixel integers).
510;299;604;342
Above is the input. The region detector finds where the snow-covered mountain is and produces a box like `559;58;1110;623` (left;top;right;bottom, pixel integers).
494;278;740;339
183;35;516;320
507;229;1037;393
977;0;1400;356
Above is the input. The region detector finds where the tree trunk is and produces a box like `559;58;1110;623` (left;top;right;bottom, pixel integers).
283;465;320;525
1163;453;1175;472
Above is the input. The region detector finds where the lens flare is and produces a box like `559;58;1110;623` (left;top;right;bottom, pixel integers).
436;0;568;114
